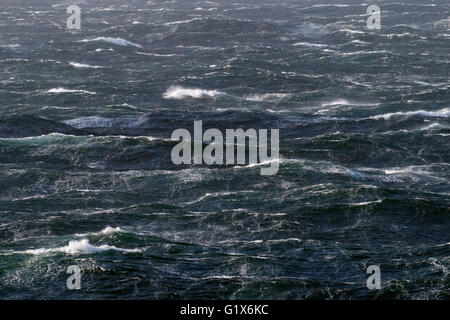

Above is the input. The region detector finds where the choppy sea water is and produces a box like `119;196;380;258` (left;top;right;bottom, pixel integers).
0;0;449;299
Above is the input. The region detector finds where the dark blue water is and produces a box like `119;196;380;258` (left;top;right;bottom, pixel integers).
0;0;449;299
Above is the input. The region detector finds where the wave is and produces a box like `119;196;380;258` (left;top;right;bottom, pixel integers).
348;40;370;45
63;116;113;128
163;86;292;102
136;52;177;57
163;85;226;99
2;44;21;49
234;158;281;169
0;132;91;143
321;99;352;107
0;115;87;138
338;50;389;57
368;108;450;120
79;37;143;48
339;28;366;35
293;42;327;48
413;80;448;88
182;190;255;206
63;115;146;129
69;62;104;69
244;93;292;102
75;226;124;237
320;99;380;107
0;133;166;146
7;239;142;256
117;103;140;110
164;17;205;26
47;88;96;95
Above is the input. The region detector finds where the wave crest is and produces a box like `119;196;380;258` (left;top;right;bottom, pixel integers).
163;85;225;99
79;37;143;48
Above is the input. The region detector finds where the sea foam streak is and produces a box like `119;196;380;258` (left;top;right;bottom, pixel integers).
69;62;104;69
47;88;96;95
63;115;146;129
63;116;114;128
293;42;327;48
320;99;380;107
369;108;450;120
79;37;143;48
244;93;292;102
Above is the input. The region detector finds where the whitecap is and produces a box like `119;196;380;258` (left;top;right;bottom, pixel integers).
320;99;379;107
2;44;21;49
47;87;96;95
368;108;450;120
75;227;123;237
349;40;370;45
69;62;104;69
79;37;142;48
136;52;177;57
293;42;327;48
20;239;141;255
163;85;226;99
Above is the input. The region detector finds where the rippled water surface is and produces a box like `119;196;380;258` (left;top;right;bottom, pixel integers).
0;0;449;299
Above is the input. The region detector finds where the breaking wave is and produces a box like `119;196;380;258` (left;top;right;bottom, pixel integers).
79;37;143;48
8;239;142;256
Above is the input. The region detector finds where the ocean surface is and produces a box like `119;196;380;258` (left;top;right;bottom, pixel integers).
0;0;449;299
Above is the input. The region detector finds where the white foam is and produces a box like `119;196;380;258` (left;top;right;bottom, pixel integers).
119;103;139;109
0;133;90;143
183;191;255;205
47;87;96;95
338;50;388;57
321;99;351;106
163;85;225;99
69;62;104;69
63;115;147;129
348;199;383;206
75;227;123;237
22;239;141;255
164;18;204;25
94;48;115;52
311;4;351;7
320;99;379;107
80;37;142;48
293;42;327;48
369;108;450;120
340;28;366;34
420;122;450;131
63;116;113;128
136;52;177;57
413;80;448;88
350;40;370;45
244;93;292;102
233;158;281;169
163;86;294;102
2;44;21;49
